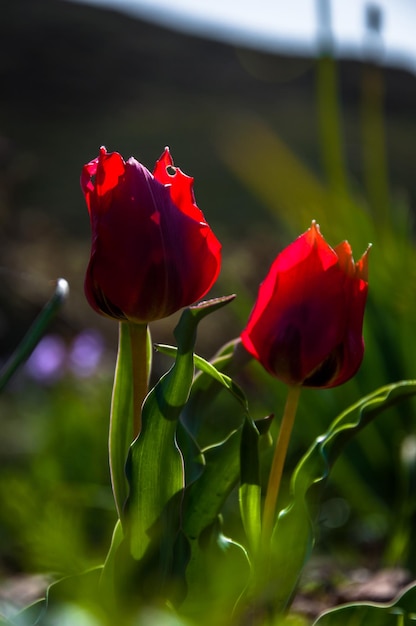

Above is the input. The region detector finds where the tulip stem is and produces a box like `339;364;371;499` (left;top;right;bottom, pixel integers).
128;322;150;438
262;385;301;548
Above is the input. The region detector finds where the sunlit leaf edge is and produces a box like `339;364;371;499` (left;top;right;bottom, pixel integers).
313;579;416;625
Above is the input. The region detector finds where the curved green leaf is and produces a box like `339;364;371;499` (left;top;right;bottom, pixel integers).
263;380;416;615
314;580;416;625
155;342;248;413
11;568;102;626
240;415;276;560
99;519;124;612
239;416;262;557
180;517;251;622
176;419;205;485
182;428;242;542
158;338;248;439
8;600;45;626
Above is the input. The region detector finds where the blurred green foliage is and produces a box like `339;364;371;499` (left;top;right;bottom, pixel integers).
0;375;116;577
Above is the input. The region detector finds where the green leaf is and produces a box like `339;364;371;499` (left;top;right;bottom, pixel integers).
176;419;205;485
157;338;245;440
180;516;251;623
8;600;46;626
314;580;416;625
11;568;102;626
263;380;416;615
167;344;271;547
99;519;124;612
180;418;271;617
155;342;248;413
159;340;271;559
239;416;264;557
182;428;242;541
125;296;235;564
0;278;69;392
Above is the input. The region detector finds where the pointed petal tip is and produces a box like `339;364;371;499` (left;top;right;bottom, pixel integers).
309;220;322;241
159;146;174;168
356;243;372;281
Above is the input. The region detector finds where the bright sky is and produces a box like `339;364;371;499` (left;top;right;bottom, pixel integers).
71;0;416;73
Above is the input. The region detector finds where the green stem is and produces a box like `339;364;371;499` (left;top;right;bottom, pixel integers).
128;322;149;438
109;322;150;519
316;53;348;197
109;322;133;518
361;63;390;228
262;385;301;547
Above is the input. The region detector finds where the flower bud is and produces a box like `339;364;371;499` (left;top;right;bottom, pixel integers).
81;147;221;323
241;222;369;388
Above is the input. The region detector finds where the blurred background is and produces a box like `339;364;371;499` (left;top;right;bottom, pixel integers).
1;0;416;613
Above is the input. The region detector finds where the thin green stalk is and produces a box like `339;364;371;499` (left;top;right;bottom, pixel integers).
0;278;69;392
128;322;149;438
262;385;301;547
361;63;390;228
316;53;349;197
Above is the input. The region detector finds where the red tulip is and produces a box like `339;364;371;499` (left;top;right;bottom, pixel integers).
81;147;221;323
241;222;369;388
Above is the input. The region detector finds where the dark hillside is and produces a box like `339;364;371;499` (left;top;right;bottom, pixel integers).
2;0;415;230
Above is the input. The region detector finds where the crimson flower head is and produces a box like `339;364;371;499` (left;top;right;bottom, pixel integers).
241;222;369;388
81;147;221;323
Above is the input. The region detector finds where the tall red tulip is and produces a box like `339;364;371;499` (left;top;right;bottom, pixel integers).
241;222;369;388
81;147;221;323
